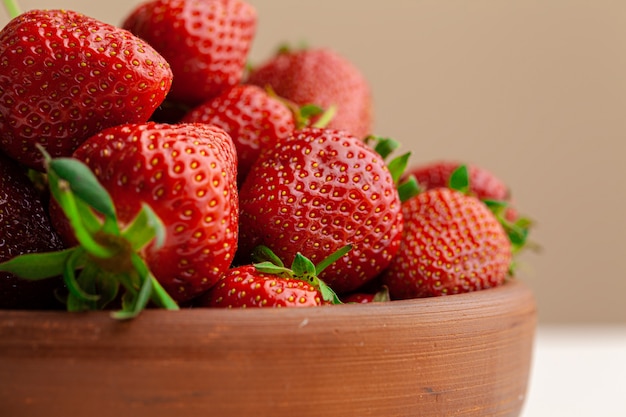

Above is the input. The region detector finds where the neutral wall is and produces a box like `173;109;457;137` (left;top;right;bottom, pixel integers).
2;1;625;324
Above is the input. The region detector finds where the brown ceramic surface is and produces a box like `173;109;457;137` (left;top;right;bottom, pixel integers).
0;279;536;417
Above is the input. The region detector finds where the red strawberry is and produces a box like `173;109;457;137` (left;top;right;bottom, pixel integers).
201;265;327;308
237;127;403;294
122;0;257;106
342;285;390;304
247;47;373;139
65;122;239;303
0;9;172;171
381;188;512;298
0;152;64;309
406;160;511;202
181;84;296;185
199;246;344;308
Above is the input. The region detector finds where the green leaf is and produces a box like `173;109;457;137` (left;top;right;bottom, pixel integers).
311;104;337;128
251;245;285;267
63;247;99;302
111;268;153;320
387;152;411;185
449;165;470;194
299;104;324;120
365;136;399;160
291;253;317;277
129;253;179;311
122;203;166;251
317;279;342;305
49;157;117;222
253;261;293;277
314;244;352;276
397;175;420;203
0;248;77;280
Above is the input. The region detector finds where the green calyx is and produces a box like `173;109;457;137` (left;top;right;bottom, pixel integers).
364;135;420;203
0;148;178;319
2;0;21;19
251;245;351;305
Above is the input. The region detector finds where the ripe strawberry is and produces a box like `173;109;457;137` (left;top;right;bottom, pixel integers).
0;9;173;171
181;84;296;185
247;47;373;139
122;0;257;106
201;265;327;308
381;188;512;299
199;245;344;308
237;127;403;294
406;160;511;202
64;122;239;303
342;285;390;304
0;152;64;309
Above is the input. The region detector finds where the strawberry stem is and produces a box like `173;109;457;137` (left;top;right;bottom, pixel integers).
1;0;21;19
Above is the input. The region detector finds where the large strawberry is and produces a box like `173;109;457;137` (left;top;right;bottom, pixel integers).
0;8;172;171
381;187;512;299
236;127;403;294
0;152;64;309
1;122;239;318
181;84;297;185
122;0;257;106
247;47;373;139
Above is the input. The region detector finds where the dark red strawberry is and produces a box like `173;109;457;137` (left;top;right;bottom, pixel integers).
122;0;257;106
247;47;373;139
0;152;64;309
181;84;297;185
381;188;512;299
342;286;390;304
0;8;172;171
237;127;403;294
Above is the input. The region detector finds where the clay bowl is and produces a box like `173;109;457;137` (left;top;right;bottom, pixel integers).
0;279;536;417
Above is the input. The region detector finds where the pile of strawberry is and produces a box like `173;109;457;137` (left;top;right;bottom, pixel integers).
0;0;531;318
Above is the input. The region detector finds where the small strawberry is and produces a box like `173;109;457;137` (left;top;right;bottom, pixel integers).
0;7;172;171
1;122;239;318
381;187;512;299
181;84;297;185
198;246;345;308
247;47;373;139
122;0;257;106
342;285;390;304
0;152;64;309
236;127;403;294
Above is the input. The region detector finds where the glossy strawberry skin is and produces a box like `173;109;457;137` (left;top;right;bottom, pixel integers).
122;0;257;106
0;9;173;171
247;48;373;139
181;84;296;185
237;127;403;294
0;152;64;309
382;188;512;299
197;265;325;308
63;122;239;303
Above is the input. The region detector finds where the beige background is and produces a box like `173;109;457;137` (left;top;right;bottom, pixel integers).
2;1;625;324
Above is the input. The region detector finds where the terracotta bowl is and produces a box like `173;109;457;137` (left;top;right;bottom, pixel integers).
0;279;536;417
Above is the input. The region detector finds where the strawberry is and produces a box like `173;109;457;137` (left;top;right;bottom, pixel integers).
0;8;173;171
181;84;297;185
247;47;373;139
342;285;390;304
236;127;403;294
381;188;512;299
406;160;511;202
69;122;239;303
1;122;239;318
198;246;345;308
201;265;327;308
122;0;257;106
0;152;64;309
